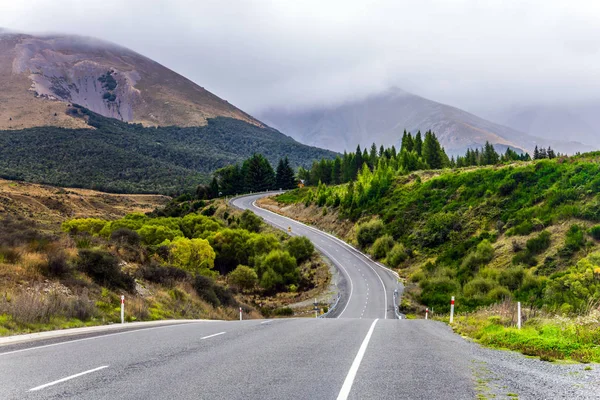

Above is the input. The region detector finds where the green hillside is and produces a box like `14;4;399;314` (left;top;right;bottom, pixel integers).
0;106;336;194
276;153;600;315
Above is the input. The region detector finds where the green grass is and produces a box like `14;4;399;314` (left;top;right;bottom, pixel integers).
452;312;600;363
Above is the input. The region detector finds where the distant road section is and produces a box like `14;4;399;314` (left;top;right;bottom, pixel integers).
231;193;401;319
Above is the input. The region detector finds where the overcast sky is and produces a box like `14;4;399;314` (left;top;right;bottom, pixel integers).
1;0;600;114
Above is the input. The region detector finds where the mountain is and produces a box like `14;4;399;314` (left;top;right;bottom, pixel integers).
0;29;337;193
0;107;336;194
258;88;590;156
484;103;600;148
0;30;260;130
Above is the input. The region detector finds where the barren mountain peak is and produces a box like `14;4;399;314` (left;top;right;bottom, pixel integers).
0;30;262;130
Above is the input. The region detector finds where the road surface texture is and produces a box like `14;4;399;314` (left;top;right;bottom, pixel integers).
1;193;598;399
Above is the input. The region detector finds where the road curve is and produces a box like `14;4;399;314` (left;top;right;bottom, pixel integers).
231;193;401;319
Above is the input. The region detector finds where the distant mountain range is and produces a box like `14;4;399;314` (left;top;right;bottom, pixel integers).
482;103;600;149
258;88;591;156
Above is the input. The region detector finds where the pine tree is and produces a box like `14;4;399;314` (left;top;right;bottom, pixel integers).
547;147;556;159
275;157;296;189
414;131;423;156
354;145;363;179
422;130;443;169
369;143;378;168
331;156;342;184
533;145;540;160
401;130;414;153
209;177;220;198
243;154;275;192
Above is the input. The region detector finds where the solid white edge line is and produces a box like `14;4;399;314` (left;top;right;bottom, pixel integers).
336;319;378;400
201;332;226;340
0;322;206;357
29;365;109;392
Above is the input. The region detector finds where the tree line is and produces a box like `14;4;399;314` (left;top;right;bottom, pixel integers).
196;154;298;198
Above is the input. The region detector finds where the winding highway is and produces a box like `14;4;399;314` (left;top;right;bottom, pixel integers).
231;193;400;320
0;193;476;399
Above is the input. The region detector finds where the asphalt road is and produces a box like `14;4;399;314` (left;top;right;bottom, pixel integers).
231;193;401;319
0;193;478;399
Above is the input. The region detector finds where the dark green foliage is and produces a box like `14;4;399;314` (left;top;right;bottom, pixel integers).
275;157;297;189
419;277;460;311
559;224;586;258
238;210;263;233
526;231;551;254
285;236;314;263
139;262;189;287
77;249;135;291
0;108;336;194
273;307;294;316
256;250;298;292
370;234;394;259
242;154;276;192
356;220;384;248
589;225;600;240
110;228;141;247
193;275;220;307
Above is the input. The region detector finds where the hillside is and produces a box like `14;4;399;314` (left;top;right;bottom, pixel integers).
259;88;590;155
0;106;337;194
0;178;170;228
268;153;600;317
0;30;260;130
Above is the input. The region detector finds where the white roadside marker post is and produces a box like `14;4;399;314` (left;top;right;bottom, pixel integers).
314;299;319;318
450;296;455;324
517;301;522;329
239;307;242;321
425;307;429;320
120;295;125;324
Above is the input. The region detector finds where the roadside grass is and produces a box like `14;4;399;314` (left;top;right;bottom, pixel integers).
449;305;600;363
273;188;311;205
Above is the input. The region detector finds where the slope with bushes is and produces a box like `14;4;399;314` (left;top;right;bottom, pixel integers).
0;192;331;335
271;153;600;316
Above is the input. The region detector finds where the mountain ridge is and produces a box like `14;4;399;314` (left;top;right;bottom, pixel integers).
0;29;262;130
259;88;590;156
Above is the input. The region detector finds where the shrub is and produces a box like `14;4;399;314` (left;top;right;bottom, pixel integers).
228;265;258;290
256;250;298;292
370;235;394;259
356;219;384;248
589;225;600;240
273;307;294;316
559;224;585;258
111;228;141;246
526;231;551;254
0;247;21;264
168;237;216;275
193;275;220;307
62;218;107;236
77;249;135;291
139;262;189;287
213;285;237;307
499;266;525;291
285;236;314;263
387;243;408;267
43;249;71;277
239;210;262;233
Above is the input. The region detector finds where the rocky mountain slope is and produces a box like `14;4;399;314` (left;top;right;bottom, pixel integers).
259;88;590;155
0;30;260;130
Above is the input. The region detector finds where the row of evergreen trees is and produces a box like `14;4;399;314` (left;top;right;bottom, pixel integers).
196;129;561;198
298;130;451;186
197;155;297;198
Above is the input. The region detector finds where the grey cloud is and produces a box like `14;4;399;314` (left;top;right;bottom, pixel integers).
1;0;600;114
